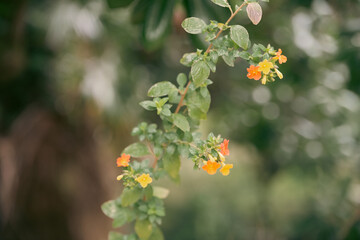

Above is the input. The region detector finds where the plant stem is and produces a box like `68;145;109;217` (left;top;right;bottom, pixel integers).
205;2;247;54
153;2;248;168
146;141;158;168
174;2;247;114
174;81;191;113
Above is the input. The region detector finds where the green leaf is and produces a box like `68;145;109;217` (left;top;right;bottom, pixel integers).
143;185;153;200
168;91;181;104
112;208;135;228
163;153;181;180
200;87;209;98
109;232;123;240
123;142;150;157
135;219;153;240
247;2;263;25
125;234;137;240
206;60;216;73
191;61;210;87
186;88;211;120
222;55;235;67
155;97;168;108
180;52;197;67
101;200;120;219
210;51;218;63
230;25;249;50
160;105;172;117
181;17;206;34
121;188;143;207
148;227;164;240
107;0;134;9
139;101;156;111
236;51;251;60
148;81;177;97
211;0;229;8
176;73;187;88
153;186;170;199
113;216;127;228
172;113;190;132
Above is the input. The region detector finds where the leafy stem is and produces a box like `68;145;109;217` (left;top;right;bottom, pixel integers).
174;2;248;116
205;2;247;54
146;140;158;168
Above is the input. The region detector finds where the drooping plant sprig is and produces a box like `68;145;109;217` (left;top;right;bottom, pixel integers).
102;0;287;239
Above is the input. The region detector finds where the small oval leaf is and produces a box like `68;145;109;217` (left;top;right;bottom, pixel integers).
139;101;156;111
121;188;142;207
148;227;164;240
191;61;210;87
230;25;249;50
101;200;119;219
108;232;124;240
147;81;177;97
123;142;150;157
173;113;190;132
181;17;206;34
163;153;181;181
153;186;170;199
135;219;153;240
246;2;263;25
210;0;229;8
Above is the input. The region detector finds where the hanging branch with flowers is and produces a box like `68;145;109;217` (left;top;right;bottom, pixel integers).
102;0;287;239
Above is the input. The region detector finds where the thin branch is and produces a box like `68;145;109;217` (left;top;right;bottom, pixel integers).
175;140;199;150
146;141;158;168
227;4;234;15
205;2;247;54
174;81;191;114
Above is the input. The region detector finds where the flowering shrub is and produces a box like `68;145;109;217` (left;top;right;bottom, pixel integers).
101;0;286;239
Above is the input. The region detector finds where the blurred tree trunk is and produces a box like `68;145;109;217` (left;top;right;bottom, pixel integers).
0;106;111;240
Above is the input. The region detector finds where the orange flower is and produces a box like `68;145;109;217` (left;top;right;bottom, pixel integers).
247;65;262;80
220;139;229;156
136;173;152;188
220;164;233;176
202;161;221;175
275;49;287;64
116;153;130;167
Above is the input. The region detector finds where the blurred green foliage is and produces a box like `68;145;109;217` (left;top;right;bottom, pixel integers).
1;0;360;239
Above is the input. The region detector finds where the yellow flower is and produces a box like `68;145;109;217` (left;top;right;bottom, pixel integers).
258;59;274;74
275;68;283;79
116;175;124;181
220;164;233;176
136;173;152;188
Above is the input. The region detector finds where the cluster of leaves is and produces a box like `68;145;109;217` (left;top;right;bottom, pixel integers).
102;0;286;239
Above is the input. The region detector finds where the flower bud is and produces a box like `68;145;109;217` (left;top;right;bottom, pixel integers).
275;68;283;79
208;154;216;162
218;151;226;162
